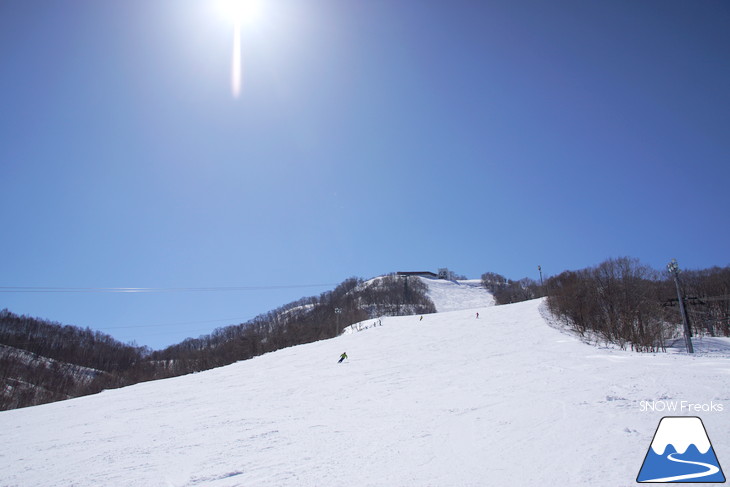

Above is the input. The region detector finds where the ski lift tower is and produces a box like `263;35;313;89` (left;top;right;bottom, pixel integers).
334;307;342;336
667;259;694;354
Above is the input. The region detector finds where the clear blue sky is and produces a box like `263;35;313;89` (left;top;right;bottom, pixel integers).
1;0;728;349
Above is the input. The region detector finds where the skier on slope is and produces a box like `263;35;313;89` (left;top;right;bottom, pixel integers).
338;352;348;363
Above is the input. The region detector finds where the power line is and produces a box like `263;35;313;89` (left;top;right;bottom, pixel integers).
103;317;251;330
0;284;336;293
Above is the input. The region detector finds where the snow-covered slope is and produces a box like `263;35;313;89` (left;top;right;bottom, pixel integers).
1;293;728;486
419;278;495;312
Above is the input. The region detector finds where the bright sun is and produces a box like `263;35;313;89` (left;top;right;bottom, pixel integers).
216;0;262;26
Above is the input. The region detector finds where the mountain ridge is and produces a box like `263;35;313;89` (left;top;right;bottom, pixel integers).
3;286;727;486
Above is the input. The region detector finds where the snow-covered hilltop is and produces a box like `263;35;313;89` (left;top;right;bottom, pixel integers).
419;277;495;312
650;417;712;455
1;283;728;486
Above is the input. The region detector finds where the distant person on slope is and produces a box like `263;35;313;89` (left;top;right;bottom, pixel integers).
476;312;479;319
338;352;348;363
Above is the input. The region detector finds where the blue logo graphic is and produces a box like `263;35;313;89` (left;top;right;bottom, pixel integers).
637;416;725;483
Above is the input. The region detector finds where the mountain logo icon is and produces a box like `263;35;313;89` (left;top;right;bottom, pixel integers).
637;416;725;483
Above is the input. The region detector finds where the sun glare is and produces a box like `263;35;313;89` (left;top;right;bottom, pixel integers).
216;0;263;99
231;23;242;98
217;0;262;26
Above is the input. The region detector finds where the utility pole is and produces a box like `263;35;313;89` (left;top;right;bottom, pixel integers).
667;259;693;354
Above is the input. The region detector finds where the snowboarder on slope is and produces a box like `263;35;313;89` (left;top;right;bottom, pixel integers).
338;352;348;363
476;312;479;319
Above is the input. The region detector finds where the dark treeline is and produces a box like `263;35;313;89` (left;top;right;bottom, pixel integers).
480;272;546;304
0;344;106;410
148;275;435;377
677;266;730;336
546;258;666;351
1;274;435;410
0;309;150;410
547;258;730;351
356;274;436;317
0;311;141;410
483;258;730;352
0;309;143;371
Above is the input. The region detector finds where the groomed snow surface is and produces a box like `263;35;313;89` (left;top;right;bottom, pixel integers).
421;278;495;312
1;281;728;487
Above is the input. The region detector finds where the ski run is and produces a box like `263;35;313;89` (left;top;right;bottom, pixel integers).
1;278;728;486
